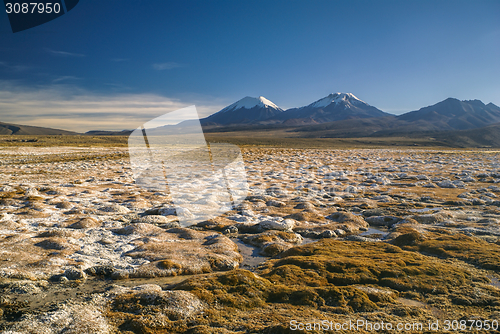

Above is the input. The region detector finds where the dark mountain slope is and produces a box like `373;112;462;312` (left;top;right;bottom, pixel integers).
0;122;78;135
397;98;500;130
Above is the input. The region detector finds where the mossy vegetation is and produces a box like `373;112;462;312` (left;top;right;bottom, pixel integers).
2;145;500;333
156;260;183;270
393;230;500;271
174;270;272;309
107;238;500;333
261;240;469;294
178;240;486;307
241;230;302;256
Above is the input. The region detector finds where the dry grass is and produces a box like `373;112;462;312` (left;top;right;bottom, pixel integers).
0;135;128;147
0;134;479;149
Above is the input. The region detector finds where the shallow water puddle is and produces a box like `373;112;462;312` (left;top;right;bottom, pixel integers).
118;275;195;288
397;298;446;318
0;274;203;323
487;275;500;289
397;297;426;308
233;238;269;269
1;278;112;316
301;237;316;245
409;207;442;213
233;236;317;269
360;227;389;238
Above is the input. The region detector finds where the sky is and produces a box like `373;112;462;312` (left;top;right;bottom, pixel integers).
0;0;499;131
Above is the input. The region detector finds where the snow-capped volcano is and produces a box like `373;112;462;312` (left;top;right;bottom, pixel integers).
268;92;390;124
220;96;282;113
308;92;364;109
201;96;284;125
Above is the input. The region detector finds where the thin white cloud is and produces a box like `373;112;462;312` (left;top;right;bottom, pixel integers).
52;76;80;83
45;48;85;57
152;62;184;70
0;61;31;72
0;82;223;132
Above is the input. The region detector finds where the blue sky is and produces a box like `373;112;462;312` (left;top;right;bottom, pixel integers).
0;0;499;131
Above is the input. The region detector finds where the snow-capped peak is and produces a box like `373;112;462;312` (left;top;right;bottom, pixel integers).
308;92;365;109
220;96;282;113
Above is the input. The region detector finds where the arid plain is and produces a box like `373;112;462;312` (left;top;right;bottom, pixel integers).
0;136;499;333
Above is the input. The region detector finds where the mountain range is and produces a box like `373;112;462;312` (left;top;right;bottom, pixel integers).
200;93;500;135
397;98;500;130
201;92;391;126
2;92;500;147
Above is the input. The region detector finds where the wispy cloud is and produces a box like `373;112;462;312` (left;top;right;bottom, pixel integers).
152;62;184;70
45;48;85;57
0;61;31;72
52;76;80;83
103;82;133;91
0;82;223;132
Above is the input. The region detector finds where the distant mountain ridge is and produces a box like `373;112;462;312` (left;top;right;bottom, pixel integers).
0;122;77;135
201;94;500;134
396;98;500;130
86;130;133;136
3;92;500;148
197;94;500;147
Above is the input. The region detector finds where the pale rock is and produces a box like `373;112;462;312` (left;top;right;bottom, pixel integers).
437;180;456;188
259;218;295;231
99;204;131;214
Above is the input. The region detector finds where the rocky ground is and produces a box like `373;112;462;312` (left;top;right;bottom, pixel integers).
0;146;499;333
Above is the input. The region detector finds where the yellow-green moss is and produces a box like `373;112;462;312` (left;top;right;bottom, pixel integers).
395;232;500;271
157;260;182;270
260;240;468;294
